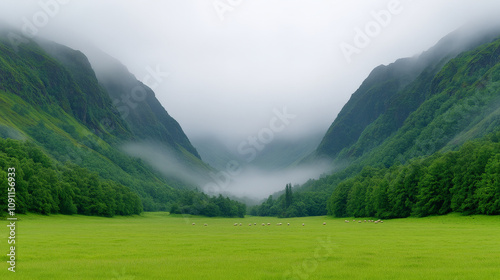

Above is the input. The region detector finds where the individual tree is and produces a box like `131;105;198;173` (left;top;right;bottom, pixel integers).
285;183;293;209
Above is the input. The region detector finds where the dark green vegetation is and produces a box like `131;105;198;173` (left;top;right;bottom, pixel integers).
250;188;329;217
170;193;246;218
0;27;242;217
0;138;142;216
258;25;500;218
328;131;500;218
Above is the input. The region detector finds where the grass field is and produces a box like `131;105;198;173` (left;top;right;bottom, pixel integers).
1;213;500;279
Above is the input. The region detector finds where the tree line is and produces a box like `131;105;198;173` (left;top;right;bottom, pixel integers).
249;183;329;217
0;137;248;218
170;192;246;218
0;138;142;217
327;131;500;218
251;131;499;219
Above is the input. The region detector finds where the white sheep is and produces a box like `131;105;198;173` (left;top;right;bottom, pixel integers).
267;223;271;226
262;223;265;226
204;223;208;226
234;223;238;226
302;223;305;226
287;223;290;226
192;223;195;226
323;222;326;225
254;223;256;225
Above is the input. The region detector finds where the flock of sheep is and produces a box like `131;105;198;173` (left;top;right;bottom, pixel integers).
191;219;384;227
344;219;384;224
191;221;331;226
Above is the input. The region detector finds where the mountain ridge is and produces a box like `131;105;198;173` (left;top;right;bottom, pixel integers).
0;26;233;216
316;23;500;162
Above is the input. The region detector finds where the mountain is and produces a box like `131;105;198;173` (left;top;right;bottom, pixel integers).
316;23;500;164
253;23;500;218
0;26;243;217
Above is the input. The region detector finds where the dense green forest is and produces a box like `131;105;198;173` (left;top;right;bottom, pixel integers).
170;193;246;218
252;131;500;219
0;138;142;216
328;131;500;218
0;137;247;218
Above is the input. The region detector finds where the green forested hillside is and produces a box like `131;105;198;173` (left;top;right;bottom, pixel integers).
0;138;142;216
0;28;241;217
79;46;201;158
257;26;500;218
317;25;500;161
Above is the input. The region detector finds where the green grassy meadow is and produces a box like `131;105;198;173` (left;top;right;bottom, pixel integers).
1;213;500;279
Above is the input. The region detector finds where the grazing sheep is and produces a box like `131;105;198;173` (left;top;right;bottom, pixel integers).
380;221;384;223
302;223;305;226
262;223;265;226
353;220;356;222
254;223;257;225
364;220;367;223
204;223;208;226
192;223;196;226
234;223;238;226
374;221;378;224
358;220;362;223
267;223;271;226
345;220;349;223
239;223;242;226
249;223;252;226
323;222;326;225
287;223;290;226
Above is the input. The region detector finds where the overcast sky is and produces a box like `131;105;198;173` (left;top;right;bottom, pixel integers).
2;0;500;147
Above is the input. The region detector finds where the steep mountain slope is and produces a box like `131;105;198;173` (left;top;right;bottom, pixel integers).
39;40;202;161
316;23;500;162
0;27;218;214
356;34;500;167
256;24;500;218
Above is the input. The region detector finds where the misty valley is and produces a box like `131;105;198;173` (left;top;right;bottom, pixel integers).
1;3;500;279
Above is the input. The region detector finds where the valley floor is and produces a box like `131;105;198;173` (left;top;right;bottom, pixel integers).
1;213;499;279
